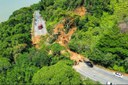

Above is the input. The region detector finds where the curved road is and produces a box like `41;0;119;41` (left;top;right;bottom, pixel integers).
73;62;128;84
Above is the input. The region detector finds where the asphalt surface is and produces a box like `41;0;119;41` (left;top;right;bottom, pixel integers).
73;62;128;84
34;11;47;36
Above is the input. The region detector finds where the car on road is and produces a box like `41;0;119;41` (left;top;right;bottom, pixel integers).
106;81;112;85
84;61;93;68
113;72;123;78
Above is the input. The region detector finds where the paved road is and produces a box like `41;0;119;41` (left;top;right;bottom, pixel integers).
34;11;47;36
73;62;128;84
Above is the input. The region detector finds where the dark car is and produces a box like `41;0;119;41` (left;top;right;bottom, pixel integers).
84;61;93;68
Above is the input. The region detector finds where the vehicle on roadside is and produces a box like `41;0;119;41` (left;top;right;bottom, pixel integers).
84;61;93;68
113;72;123;78
106;81;112;85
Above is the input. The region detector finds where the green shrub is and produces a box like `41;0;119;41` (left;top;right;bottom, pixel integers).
32;60;82;85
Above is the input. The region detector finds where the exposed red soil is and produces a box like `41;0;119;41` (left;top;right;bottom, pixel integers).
53;18;87;64
32;35;41;48
53;23;64;34
74;6;86;17
31;6;88;63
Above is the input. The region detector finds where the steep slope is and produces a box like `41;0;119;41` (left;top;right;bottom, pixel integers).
0;0;128;84
49;7;88;64
0;0;98;84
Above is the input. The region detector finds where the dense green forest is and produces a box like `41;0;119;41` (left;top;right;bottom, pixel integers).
0;0;128;84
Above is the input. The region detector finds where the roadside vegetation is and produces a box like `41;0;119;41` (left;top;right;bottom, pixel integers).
0;0;128;84
68;0;128;73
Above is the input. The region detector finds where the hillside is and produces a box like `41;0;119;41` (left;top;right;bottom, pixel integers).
0;0;128;84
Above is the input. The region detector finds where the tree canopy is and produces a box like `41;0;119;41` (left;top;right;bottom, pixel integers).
0;0;128;84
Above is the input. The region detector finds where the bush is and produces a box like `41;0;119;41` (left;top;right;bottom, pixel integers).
113;65;125;72
0;56;11;71
32;60;82;85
